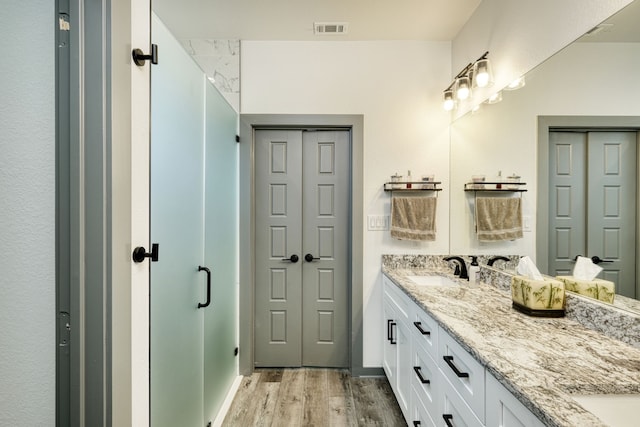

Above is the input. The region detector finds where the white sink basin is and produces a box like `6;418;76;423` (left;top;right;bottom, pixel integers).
406;275;459;287
573;394;640;427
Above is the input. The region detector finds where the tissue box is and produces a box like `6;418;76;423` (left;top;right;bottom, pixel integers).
511;276;565;317
555;276;615;304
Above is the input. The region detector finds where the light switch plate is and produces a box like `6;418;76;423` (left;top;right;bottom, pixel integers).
367;215;389;231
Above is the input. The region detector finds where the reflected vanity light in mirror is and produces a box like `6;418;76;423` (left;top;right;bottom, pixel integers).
486;91;503;104
504;75;526;90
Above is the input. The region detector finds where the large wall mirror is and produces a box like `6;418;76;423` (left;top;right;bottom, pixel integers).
450;0;640;307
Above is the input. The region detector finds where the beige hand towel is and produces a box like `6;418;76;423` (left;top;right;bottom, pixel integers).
475;197;523;242
390;196;437;241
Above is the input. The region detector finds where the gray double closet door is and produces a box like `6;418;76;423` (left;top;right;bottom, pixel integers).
549;130;637;298
254;129;350;368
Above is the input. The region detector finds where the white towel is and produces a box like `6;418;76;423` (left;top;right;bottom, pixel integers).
475;197;523;242
390;196;437;241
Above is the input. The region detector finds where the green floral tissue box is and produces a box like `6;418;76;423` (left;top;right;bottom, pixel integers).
555;276;615;304
511;276;565;317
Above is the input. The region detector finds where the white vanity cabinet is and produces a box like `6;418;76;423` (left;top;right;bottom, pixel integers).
382;274;545;427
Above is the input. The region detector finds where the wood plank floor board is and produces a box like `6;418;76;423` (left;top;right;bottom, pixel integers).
222;371;263;426
222;368;404;427
351;377;405;426
248;382;280;427
302;369;328;426
271;368;305;427
327;369;357;426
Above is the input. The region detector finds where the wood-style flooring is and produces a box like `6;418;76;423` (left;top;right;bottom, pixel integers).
222;368;405;426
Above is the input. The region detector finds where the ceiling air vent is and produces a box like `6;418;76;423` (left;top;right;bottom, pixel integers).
314;22;349;35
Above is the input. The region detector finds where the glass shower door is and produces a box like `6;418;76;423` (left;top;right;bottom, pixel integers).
150;14;205;427
202;83;239;425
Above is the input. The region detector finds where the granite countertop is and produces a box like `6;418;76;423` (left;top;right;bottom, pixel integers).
382;266;640;427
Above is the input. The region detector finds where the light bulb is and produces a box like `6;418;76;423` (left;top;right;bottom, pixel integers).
455;76;471;100
443;90;455;111
475;71;490;88
472;58;493;88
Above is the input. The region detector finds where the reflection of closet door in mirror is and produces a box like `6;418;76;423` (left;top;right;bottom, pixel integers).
549;131;637;298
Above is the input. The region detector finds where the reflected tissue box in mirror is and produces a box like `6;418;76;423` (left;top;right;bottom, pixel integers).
555;276;615;304
511;276;565;317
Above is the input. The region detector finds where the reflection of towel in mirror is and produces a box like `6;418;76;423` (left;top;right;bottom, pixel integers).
475;197;523;242
390;196;437;241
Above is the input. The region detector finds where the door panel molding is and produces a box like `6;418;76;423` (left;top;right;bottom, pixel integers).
239;114;364;375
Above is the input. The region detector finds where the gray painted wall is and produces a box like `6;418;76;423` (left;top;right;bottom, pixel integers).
0;2;56;425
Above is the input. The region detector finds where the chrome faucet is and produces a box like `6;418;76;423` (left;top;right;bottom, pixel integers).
443;256;468;280
487;256;510;267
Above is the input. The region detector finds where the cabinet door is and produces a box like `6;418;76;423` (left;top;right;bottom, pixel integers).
383;300;398;390
396;318;412;420
486;374;545;427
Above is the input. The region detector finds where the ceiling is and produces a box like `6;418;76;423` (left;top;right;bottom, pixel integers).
152;0;482;41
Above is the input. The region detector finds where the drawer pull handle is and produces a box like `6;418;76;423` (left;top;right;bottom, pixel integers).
413;422;421;427
413;366;430;384
387;320;397;344
443;414;454;427
443;355;469;378
413;321;430;336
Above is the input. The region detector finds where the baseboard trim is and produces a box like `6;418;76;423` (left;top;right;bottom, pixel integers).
211;375;243;427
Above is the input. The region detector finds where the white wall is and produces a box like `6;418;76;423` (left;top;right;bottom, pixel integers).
451;0;633;118
241;40;451;366
450;42;640;258
0;2;55;425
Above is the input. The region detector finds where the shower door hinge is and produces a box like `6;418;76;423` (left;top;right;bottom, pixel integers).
132;44;158;66
235;135;240;143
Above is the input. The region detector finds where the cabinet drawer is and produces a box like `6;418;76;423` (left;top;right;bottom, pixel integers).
411;386;437;427
411;342;440;418
383;275;410;320
411;305;439;361
440;373;484;427
486;374;545;427
438;331;485;423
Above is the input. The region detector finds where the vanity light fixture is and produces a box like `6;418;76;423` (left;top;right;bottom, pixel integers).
442;51;492;111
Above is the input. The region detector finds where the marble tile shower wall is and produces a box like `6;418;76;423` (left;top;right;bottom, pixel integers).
181;39;240;111
382;254;640;349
